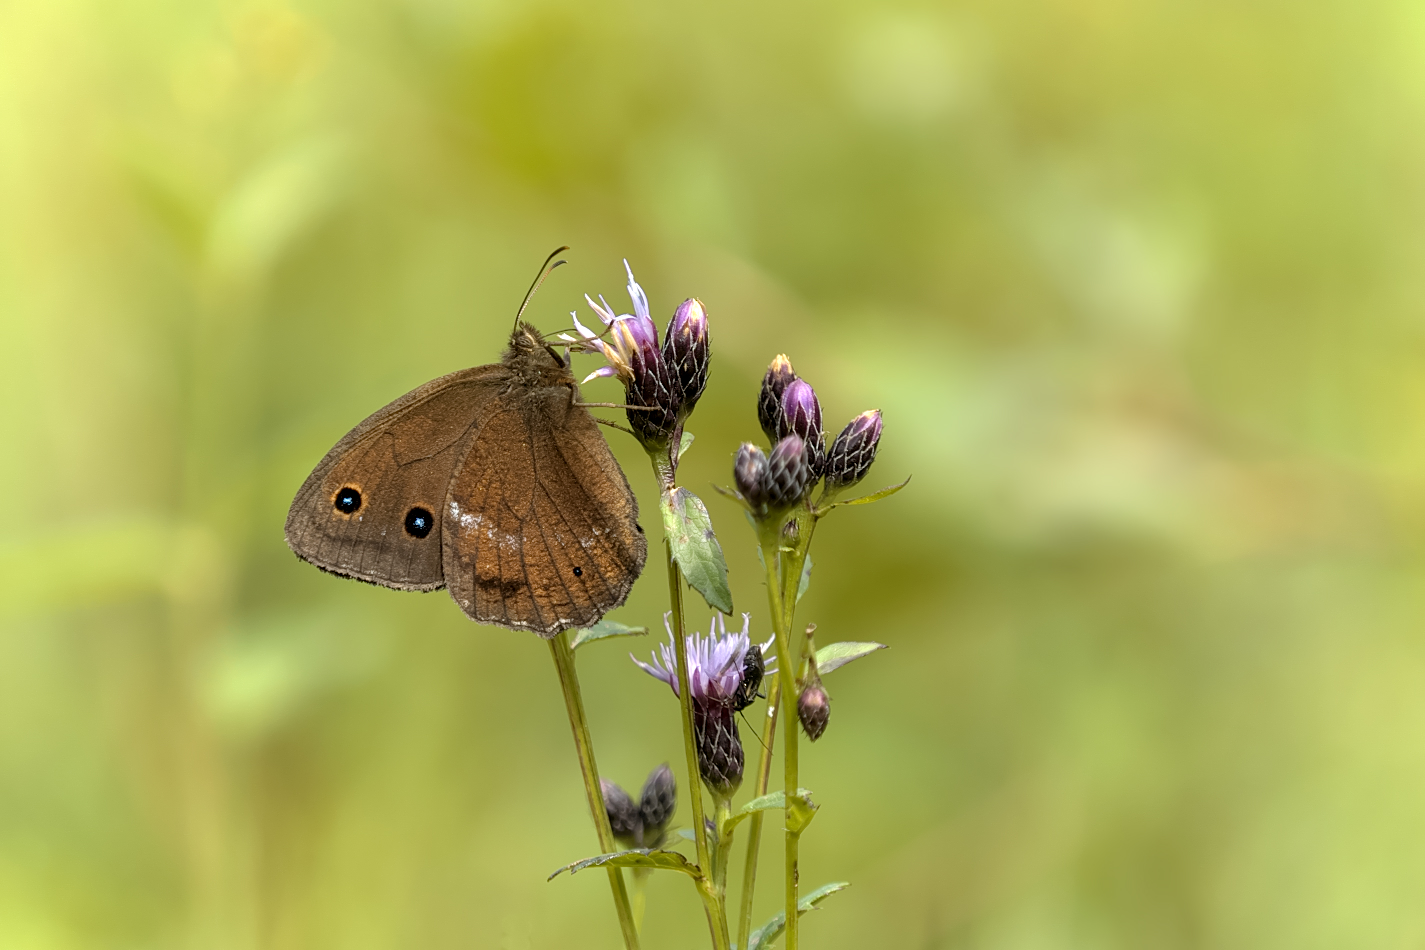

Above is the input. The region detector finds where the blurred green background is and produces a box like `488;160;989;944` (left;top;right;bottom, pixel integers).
4;0;1425;947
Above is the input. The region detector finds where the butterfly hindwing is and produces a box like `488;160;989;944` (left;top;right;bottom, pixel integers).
442;379;647;636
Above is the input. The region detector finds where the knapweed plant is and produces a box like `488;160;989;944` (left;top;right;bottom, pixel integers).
546;261;906;950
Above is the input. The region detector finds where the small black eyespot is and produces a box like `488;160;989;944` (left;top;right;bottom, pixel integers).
404;506;434;538
573;566;583;577
335;487;362;514
636;524;645;534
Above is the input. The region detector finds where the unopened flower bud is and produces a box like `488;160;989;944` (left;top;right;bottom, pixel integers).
797;682;830;741
601;779;641;842
757;355;797;442
781;379;825;478
765;434;810;508
638;763;677;835
825;410;883;491
663;298;710;417
734;443;770;509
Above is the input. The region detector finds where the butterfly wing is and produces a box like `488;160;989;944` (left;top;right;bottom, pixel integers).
442;381;648;636
285;366;507;590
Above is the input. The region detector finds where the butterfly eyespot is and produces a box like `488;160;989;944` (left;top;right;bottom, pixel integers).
573;566;583;577
334;487;362;514
636;524;644;534
404;507;434;539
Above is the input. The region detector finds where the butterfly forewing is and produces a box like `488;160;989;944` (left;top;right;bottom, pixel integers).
443;378;647;636
285;367;506;590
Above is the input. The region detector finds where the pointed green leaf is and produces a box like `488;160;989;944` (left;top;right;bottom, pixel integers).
823;475;911;510
746;882;851;950
661;487;733;614
720;788;814;837
796;554;813;604
569;619;649;651
787;791;819;836
815;641;887;675
678;431;695;459
548;848;701;881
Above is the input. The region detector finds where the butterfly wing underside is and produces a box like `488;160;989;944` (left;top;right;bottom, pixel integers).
442;384;648;636
285;366;507;590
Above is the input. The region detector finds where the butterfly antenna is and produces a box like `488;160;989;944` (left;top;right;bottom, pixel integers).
513;245;570;332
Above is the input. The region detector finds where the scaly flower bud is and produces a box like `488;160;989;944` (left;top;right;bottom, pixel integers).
797;681;830;741
825;410;883;492
638;764;678;840
663;298;710;418
781;378;825;478
765;434;809;508
601;779;641;842
694;701;743;796
757;355;797;442
734;443;770;510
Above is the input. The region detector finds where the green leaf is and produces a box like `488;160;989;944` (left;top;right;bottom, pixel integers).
815;641;887;675
787;791;819;836
746;882;851;950
720;788;815;837
568;619;649;651
661;487;733;614
548;848;701;881
678;430;695;459
823;475;911;510
796;554;813;604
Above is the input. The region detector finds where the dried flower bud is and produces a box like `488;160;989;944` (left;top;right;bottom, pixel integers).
757;355;797;442
825;410;883;492
601;779;641;842
663;298;710;417
638;763;677;835
765;434;810;508
781;378;825;478
694;700;744;796
734;443;770;509
797;681;830;741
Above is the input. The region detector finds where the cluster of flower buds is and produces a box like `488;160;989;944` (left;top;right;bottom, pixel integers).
735;354;884;514
633;614;774;798
565;261;711;451
601;763;677;849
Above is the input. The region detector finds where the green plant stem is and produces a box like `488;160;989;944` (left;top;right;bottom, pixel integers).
712;795;734;896
548;634;641;950
667;539;732;950
735;673;781;950
758;519;804;950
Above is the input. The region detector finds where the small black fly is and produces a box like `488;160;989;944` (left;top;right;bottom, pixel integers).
730;644;764;712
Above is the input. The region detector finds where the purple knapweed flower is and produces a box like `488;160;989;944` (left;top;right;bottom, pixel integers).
797;681;830;741
602;763;678;848
663;297;710;417
563;260;681;447
781;378;825;478
757;354;797;443
765;434;810;508
825;409;883;493
634;613;774;795
734;442;771;511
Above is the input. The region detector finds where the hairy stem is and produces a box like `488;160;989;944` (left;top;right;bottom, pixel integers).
548;634;641;950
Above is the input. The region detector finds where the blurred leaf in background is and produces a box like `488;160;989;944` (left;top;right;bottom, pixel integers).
4;0;1425;947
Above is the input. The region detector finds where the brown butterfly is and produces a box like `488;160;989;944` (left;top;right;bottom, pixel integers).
284;252;648;637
